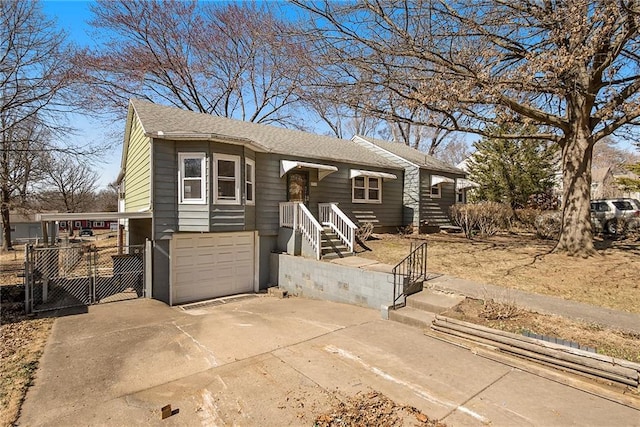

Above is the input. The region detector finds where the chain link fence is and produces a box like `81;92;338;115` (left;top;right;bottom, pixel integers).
25;243;145;313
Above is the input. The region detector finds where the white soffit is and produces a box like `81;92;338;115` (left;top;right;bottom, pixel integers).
349;169;397;180
431;175;455;185
456;178;480;190
280;160;338;181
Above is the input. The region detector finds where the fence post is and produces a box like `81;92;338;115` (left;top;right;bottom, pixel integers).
145;239;152;298
24;245;31;314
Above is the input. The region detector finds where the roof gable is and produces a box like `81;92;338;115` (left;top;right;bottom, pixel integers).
128;99;400;170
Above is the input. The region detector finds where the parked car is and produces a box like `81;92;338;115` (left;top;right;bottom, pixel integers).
79;228;94;237
590;198;640;234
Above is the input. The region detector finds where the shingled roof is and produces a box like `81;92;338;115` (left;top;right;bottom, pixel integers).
130;99;400;170
354;135;465;175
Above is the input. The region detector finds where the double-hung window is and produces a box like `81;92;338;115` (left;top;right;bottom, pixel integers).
214;154;240;204
245;159;255;205
179;153;206;204
352;176;382;203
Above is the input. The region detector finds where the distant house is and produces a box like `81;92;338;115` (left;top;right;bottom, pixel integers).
1;212;57;246
611;166;640;200
353;135;468;230
58;219;116;232
591;167;616;199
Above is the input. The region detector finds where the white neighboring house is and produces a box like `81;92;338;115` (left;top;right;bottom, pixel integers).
453;158;479;203
592;166;640;200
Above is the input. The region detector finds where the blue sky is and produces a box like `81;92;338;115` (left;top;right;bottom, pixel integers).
42;1;121;189
39;0;640;189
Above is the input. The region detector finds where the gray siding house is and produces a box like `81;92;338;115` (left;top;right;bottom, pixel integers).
353;136;469;231
118;100;409;305
1;212;57;247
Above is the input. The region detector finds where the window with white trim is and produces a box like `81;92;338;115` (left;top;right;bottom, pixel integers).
245;159;255;205
179;153;206;204
456;189;465;203
430;184;441;198
75;221;82;228
93;221;105;228
214;154;240;204
352;176;382;203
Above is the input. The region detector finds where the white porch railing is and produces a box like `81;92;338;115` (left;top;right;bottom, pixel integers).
318;203;357;253
279;202;322;259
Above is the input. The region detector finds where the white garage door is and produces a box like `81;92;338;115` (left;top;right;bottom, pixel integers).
171;232;255;305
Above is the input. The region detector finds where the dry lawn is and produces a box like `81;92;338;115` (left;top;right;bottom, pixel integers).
358;233;640;314
0;304;54;426
444;298;640;364
359;232;640;368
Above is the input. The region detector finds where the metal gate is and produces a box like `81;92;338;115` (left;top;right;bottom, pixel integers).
25;243;145;313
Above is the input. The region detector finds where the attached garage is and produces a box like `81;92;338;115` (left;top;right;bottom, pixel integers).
171;232;256;305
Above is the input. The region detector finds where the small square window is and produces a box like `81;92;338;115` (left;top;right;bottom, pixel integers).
430;184;441;198
353;176;382;203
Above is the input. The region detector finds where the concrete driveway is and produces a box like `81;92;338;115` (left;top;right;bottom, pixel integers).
19;296;640;426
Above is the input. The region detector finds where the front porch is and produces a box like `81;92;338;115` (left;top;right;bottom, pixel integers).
278;201;357;260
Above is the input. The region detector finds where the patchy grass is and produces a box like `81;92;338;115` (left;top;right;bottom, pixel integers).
358;233;640;314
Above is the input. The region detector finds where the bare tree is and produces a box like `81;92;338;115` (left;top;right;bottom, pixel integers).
38;156;98;214
0;115;49;249
294;0;640;256
592;138;640;171
94;182;118;212
84;1;306;126
433;138;472;167
0;0;81;250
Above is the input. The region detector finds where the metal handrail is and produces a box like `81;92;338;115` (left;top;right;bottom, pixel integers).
392;242;427;308
318;203;357;253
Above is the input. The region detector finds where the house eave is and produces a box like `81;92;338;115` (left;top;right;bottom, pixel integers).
146;131;269;153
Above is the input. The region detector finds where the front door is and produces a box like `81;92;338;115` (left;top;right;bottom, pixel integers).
287;171;309;204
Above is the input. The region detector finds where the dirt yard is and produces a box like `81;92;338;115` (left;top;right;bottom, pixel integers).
358;233;640;314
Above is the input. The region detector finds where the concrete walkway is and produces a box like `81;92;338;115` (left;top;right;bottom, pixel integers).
18;296;640;426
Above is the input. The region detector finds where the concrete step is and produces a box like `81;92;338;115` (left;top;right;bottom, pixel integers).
406;289;465;314
322;251;354;260
388;307;436;330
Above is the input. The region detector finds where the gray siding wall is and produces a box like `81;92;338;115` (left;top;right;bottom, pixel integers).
152;140;178;240
152;239;171;304
312;164;403;230
175;142;210;232
152;140;257;238
420;171;457;226
255;153;404;235
255;152;285;236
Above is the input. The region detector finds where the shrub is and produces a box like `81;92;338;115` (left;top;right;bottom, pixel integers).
513;208;541;232
534;211;561;240
450;202;513;239
356;222;374;241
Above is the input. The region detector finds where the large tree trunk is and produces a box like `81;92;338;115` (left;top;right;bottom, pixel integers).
554;127;596;257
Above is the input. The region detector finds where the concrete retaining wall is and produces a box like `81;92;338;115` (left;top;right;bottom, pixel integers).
272;254;395;312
